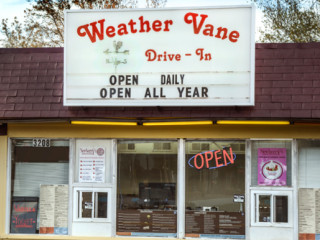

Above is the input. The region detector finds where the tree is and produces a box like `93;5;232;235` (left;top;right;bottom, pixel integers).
255;0;320;43
1;0;167;48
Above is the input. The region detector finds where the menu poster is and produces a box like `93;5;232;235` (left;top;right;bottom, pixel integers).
79;146;106;183
117;210;177;233
258;148;287;186
185;211;245;235
54;185;68;235
299;188;316;234
10;197;38;234
39;185;68;235
39;185;55;233
298;188;320;235
315;190;320;233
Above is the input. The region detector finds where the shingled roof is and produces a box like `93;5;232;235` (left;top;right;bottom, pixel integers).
0;43;320;122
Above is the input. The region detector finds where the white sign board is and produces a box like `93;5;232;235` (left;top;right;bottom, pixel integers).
64;6;255;106
79;147;106;183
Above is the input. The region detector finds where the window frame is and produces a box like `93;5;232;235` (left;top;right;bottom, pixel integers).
5;137;298;237
116;139;179;237
6;137;72;235
73;187;111;223
184;139;247;237
251;189;293;228
250;139;293;187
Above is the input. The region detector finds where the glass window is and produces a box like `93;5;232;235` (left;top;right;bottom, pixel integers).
274;196;288;223
298;140;320;188
185;141;245;237
258;195;271;222
117;141;177;236
251;140;292;187
76;189;109;220
10;139;69;235
81;192;93;218
96;192;108;218
253;192;289;225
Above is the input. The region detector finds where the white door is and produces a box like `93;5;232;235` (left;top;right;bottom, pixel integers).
72;139;115;237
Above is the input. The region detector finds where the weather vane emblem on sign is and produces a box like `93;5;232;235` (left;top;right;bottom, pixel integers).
104;41;129;72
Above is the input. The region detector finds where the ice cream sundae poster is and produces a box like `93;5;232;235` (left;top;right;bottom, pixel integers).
258;148;287;186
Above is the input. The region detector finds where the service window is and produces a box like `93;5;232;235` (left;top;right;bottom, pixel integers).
74;188;110;222
251;190;291;226
185;141;246;238
116;141;178;237
9;138;69;235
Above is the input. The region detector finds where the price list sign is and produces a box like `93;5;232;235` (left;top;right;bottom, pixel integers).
117;210;177;234
185;211;245;236
79;147;106;183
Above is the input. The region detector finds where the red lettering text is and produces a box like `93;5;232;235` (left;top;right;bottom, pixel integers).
145;49;181;62
223;148;234;165
77;19;105;43
77;17;173;43
188;148;236;170
184;12;208;34
194;153;204;169
205;151;213;168
184;12;240;43
214;150;223;168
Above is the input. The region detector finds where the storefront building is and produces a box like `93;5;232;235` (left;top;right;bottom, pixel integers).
1;6;320;240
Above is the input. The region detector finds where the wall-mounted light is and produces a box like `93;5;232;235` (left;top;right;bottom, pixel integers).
216;120;291;125
71;120;291;126
143;121;214;126
71;121;138;126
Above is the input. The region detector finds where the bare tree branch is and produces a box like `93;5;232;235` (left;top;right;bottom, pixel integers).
1;0;165;47
255;0;320;43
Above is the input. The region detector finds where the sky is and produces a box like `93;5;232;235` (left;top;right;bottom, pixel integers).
0;0;263;46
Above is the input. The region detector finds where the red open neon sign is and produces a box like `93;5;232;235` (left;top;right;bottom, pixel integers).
188;148;236;170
